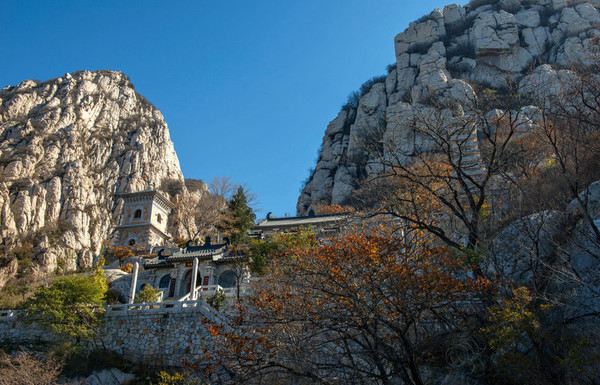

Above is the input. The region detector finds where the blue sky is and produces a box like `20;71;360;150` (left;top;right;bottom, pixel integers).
1;0;467;219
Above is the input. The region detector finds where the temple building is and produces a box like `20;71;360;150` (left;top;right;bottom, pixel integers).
111;186;248;302
138;237;248;301
113;186;174;248
251;211;351;239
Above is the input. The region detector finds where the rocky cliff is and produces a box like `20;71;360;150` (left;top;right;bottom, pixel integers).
0;70;196;279
298;0;600;214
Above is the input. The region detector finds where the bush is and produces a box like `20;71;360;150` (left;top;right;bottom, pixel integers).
358;75;386;96
151;371;200;385
446;42;476;59
299;167;315;193
161;179;185;196
445;15;477;36
184;178;206;193
406;41;433;55
386;63;396;74
341;75;387;112
134;285;160;303
50;342;132;378
0;350;62;385
341;91;360;111
207;289;226;311
415;13;433;24
467;0;499;9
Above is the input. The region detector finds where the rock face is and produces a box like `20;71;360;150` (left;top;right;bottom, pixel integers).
0;70;192;276
298;0;600;214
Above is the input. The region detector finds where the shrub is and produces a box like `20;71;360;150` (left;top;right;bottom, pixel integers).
161;179;185;196
0;350;62;385
386;63;396;74
184;178;206;193
151;371;200;385
415;13;433;24
446;42;477;59
341;91;360;111
341;75;387;112
358;75;387;96
445;15;477;36
299;167;315;193
134;284;160;303
467;0;499;10
406;41;432;55
207;289;226;311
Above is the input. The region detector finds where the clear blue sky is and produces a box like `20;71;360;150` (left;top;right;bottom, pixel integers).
1;0;467;219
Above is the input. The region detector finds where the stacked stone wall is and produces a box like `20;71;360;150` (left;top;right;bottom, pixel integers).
0;308;212;368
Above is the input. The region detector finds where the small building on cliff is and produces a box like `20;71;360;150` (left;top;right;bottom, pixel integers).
113;185;174;248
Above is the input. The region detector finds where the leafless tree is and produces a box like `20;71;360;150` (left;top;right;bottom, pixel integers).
0;350;63;385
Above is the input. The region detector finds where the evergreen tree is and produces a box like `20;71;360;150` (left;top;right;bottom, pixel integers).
226;186;256;245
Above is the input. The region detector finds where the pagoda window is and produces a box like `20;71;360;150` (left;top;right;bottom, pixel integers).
134;209;142;219
128;239;136;246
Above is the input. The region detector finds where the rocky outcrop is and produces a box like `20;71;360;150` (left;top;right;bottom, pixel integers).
0;70;194;278
81;369;136;385
298;0;600;214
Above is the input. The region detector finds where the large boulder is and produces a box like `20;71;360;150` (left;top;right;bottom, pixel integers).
81;368;136;385
488;210;565;285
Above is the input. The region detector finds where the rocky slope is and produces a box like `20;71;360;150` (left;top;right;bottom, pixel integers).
0;70;200;279
298;0;600;214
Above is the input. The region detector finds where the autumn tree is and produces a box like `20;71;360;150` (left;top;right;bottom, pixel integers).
104;243;147;268
201;222;494;384
172;192;229;243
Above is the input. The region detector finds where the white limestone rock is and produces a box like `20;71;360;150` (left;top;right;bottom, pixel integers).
443;4;466;27
331;167;356;205
515;9;541;28
489;210;565;284
0;70;195;272
470;11;519;56
418;42;451;94
521;26;551;57
394;18;446;59
82;368;136;385
298;0;600;215
347;83;387;163
0;259;18;290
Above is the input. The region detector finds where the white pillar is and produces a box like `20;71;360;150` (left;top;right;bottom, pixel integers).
190;257;199;300
129;262;139;304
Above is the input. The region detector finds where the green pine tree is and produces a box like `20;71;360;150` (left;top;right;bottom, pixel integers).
227;186;256;245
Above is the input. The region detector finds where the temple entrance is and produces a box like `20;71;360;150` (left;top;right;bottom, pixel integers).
181;269;202;297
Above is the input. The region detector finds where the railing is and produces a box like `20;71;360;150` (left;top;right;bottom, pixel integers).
104;299;220;320
0;310;18;319
178;284;251;302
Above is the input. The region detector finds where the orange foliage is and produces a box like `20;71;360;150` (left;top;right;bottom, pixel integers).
313;204;356;215
104;244;147;267
200;220;495;384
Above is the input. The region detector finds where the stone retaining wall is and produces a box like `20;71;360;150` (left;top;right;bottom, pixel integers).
0;307;214;368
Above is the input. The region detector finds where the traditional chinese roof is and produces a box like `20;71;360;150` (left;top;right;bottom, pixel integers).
254;211;350;230
119;188;175;210
143;260;174;269
215;254;248;265
144;237;231;268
